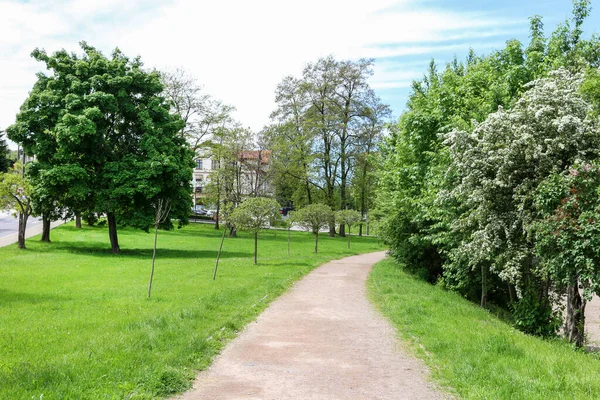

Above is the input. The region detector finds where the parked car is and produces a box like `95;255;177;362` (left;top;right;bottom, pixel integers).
191;206;208;217
205;210;217;218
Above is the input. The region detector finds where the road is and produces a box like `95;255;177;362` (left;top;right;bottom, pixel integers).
0;211;42;239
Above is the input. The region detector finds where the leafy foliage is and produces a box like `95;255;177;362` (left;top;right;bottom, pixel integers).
7;42;194;252
294;203;333;253
229;197;280;264
374;1;600;343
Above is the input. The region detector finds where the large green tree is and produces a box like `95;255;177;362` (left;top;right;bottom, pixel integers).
7;42;194;253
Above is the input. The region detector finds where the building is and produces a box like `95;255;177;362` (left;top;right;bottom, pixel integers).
191;150;273;207
237;150;272;198
192;157;213;207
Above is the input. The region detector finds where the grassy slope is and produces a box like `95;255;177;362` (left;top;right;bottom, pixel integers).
368;258;600;400
0;223;381;399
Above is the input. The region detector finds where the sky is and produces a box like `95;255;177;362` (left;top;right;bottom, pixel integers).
1;0;599;148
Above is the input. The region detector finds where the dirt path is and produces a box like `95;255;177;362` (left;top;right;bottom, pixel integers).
176;251;445;400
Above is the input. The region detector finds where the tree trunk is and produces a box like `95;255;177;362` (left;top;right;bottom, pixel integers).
17;211;28;249
328;212;336;238
213;226;227;280
481;264;488;308
315;232;319;253
215;200;220;230
565;283;586;347
147;225;159;298
229;225;237;237
107;212;120;253
41;213;51;242
254;231;258;265
75;212;82;229
359;177;367;237
347;225;351;249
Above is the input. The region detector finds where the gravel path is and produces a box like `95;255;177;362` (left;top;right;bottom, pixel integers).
176;251;446;400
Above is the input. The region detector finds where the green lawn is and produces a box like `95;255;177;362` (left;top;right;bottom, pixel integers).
368;258;600;400
0;222;381;399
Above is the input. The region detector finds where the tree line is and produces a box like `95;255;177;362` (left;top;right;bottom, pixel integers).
0;40;384;256
374;0;600;347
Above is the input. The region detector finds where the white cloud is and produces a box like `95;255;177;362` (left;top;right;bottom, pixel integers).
0;0;525;142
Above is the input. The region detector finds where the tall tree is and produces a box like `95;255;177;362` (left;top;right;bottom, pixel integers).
206;125;252;234
7;42;194;253
352;100;390;236
269;57;389;237
161;68;235;152
269;76;316;206
303;56;340;237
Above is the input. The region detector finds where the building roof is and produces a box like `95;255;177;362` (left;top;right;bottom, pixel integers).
238;150;271;164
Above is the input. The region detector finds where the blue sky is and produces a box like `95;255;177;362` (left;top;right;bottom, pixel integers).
374;0;600;119
1;0;598;140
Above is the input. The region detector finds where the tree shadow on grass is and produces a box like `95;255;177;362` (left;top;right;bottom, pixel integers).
0;289;70;306
25;241;250;260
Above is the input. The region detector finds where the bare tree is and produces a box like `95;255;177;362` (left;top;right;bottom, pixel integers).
161;67;235;152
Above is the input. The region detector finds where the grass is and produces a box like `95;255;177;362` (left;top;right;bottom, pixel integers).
0;222;381;399
368;258;600;400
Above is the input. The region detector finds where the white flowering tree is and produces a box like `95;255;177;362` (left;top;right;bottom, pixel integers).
446;69;600;338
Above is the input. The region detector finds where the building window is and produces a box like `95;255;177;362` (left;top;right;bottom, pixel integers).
196;159;203;170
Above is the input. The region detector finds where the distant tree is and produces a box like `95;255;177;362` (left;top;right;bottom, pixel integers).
335;209;361;249
294;203;333;253
269;57;390;237
160;67;235;152
206;125;252;234
367;217;382;246
229;197;280;264
7;43;194;253
0;164;32;249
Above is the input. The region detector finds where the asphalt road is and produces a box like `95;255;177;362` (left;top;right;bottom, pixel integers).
0;211;42;239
